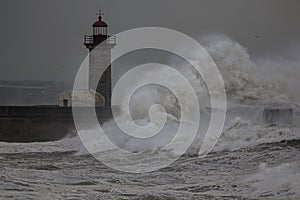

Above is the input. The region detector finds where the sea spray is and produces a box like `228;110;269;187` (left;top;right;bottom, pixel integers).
75;34;298;155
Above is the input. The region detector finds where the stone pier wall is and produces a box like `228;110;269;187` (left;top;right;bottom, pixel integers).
0;106;116;142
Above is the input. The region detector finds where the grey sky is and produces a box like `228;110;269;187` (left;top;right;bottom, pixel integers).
0;0;299;81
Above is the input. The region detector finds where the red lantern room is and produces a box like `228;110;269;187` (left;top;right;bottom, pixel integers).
92;15;108;35
84;10;115;51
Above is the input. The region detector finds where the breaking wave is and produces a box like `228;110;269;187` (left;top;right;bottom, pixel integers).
244;162;300;197
202;34;291;105
1;34;299;156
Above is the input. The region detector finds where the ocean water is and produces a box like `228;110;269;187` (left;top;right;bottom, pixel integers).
0;122;299;199
1;35;300;199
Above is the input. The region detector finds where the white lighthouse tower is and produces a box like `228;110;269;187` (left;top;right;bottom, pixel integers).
84;10;116;106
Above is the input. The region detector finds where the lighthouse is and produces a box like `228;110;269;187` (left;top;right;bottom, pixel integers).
84;10;116;106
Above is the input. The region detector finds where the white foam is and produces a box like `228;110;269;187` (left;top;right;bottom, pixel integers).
214;117;300;152
0;136;82;154
244;162;300;197
1;35;299;156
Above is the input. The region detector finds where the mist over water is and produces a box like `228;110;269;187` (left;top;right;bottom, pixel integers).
202;34;294;105
68;34;300;156
1;34;300;199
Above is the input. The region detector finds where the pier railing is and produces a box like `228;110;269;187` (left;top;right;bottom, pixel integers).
84;35;94;44
107;36;116;44
84;35;116;45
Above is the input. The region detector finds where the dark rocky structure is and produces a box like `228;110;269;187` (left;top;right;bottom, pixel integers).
263;107;293;126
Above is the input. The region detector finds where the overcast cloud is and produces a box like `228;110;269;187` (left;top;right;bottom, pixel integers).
0;0;299;81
